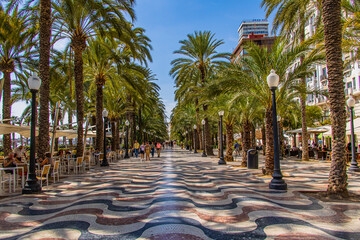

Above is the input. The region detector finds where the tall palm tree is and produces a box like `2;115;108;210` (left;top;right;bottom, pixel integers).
170;31;229;155
0;6;35;155
322;0;348;197
216;40;322;174
261;0;322;161
53;0;135;156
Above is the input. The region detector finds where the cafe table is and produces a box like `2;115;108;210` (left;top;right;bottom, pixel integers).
0;167;25;193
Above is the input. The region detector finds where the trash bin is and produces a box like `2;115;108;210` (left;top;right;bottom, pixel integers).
247;149;258;169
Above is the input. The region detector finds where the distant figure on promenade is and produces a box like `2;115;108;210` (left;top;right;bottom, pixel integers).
145;142;151;161
140;143;145;161
134;140;140;158
170;141;174;149
151;142;155;157
181;142;183;149
14;145;26;161
156;142;162;157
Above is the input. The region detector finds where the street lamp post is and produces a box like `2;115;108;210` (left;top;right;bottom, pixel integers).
188;130;192;152
124;120;130;159
348;95;360;172
218;111;226;165
193;125;198;153
143;129;146;142
101;109;109;166
201;119;207;157
23;73;42;194
268;69;287;190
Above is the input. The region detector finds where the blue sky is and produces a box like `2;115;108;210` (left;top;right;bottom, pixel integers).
133;0;274;119
6;0;274;120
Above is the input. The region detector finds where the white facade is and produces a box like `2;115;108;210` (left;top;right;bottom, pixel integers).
303;8;360;118
238;19;269;41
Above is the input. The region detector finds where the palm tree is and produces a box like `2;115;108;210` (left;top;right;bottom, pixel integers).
170;31;229;155
0;6;35;155
261;0;322;162
53;0;135;156
216;40;322;174
322;0;348;197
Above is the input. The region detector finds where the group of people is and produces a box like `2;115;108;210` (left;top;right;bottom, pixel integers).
132;141;162;161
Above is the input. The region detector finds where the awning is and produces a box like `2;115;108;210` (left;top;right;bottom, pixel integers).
286;125;331;134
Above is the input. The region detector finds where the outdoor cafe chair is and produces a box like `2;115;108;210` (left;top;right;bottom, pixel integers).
37;164;51;188
0;163;12;193
84;156;91;170
52;160;60;183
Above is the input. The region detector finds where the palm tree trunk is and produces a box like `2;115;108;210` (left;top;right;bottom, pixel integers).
241;120;251;167
38;0;52;159
224;123;234;161
73;44;85;157
203;105;214;155
323;0;348;197
264;108;274;175
95;84;103;153
111;120;116;150
262;124;266;155
2;71;11;156
68;108;73;148
250;123;256;148
115;120;120;150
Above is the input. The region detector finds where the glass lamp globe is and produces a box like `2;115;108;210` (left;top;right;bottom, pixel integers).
347;96;356;108
28;73;42;90
102;108;108;117
125;120;130;126
219;110;224;116
201;119;205;125
193;124;197;129
267;69;279;88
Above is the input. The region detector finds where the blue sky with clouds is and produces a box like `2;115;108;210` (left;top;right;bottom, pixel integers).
133;0;274;119
5;0;274;120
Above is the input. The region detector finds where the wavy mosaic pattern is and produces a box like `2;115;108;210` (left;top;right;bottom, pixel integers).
1;149;360;240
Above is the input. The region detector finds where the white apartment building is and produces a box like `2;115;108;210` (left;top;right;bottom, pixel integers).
303;8;360;118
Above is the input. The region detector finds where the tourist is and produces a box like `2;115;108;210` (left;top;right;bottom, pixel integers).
37;152;52;167
145;142;151;161
14;145;26;161
140;142;145;160
134;140;140;158
3;153;21;173
156;142;162;157
151;142;155;157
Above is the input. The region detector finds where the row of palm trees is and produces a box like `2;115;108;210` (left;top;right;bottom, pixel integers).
0;1;167;157
170;0;353;197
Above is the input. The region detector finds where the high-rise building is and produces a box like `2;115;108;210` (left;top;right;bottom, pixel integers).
238;19;269;41
232;19;276;62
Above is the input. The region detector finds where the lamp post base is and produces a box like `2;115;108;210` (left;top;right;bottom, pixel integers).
100;160;109;167
202;152;207;157
269;178;287;190
22;176;41;194
349;164;360;172
194;150;197;153
218;157;226;165
124;153;130;159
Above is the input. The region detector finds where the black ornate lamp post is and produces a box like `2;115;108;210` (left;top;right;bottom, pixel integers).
268;69;287;190
143;129;146;142
101;109;109;166
23;73;42;194
193;125;198;153
218;110;226;165
348;95;360;172
201;119;207;157
124;119;130;159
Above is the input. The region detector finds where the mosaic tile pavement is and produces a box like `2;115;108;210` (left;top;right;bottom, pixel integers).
1;148;360;240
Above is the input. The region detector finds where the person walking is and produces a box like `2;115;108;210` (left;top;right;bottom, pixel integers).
156;142;162;157
140;143;145;161
145;142;151;161
134;140;140;158
151;142;155;157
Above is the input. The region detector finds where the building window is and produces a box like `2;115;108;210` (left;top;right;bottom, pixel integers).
322;68;327;78
353;77;356;90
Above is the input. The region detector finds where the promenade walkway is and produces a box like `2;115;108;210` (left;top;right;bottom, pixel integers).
0;148;360;239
